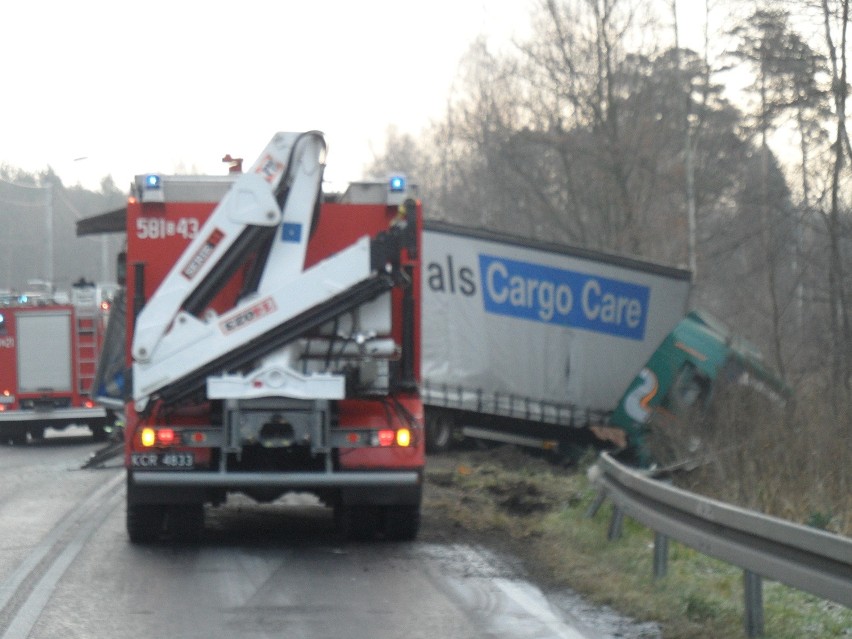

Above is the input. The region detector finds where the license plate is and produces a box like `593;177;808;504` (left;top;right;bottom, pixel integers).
130;452;195;469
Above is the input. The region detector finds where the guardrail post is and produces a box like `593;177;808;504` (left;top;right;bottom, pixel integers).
743;570;764;638
585;490;607;519
653;532;668;579
607;505;624;540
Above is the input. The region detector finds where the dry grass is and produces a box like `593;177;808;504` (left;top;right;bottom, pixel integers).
672;387;851;536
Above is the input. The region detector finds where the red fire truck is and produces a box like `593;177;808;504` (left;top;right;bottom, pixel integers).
119;132;424;542
0;282;113;444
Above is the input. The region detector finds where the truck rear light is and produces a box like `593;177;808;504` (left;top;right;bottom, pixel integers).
396;428;412;447
84;399;95;409
376;428;412;447
157;428;176;445
140;428;156;447
140;427;178;447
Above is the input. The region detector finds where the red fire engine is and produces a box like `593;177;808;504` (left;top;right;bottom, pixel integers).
0;281;113;444
118;132;424;542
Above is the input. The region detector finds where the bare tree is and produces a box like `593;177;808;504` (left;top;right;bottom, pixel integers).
818;0;852;407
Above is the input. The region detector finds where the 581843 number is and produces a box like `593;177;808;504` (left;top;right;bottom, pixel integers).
136;217;199;240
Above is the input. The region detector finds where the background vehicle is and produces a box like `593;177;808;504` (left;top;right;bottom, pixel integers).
0;280;114;443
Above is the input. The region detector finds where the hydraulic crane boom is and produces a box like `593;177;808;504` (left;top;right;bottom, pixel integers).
131;132;397;407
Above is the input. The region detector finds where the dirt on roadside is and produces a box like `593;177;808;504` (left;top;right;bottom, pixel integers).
418;445;584;584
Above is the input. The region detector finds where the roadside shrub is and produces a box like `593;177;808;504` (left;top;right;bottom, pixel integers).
678;383;850;535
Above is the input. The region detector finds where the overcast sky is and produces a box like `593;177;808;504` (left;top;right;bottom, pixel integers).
1;1;706;193
0;0;716;194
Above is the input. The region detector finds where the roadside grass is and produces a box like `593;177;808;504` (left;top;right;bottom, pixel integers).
423;447;852;639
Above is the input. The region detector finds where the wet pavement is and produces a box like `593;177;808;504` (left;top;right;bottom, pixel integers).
0;428;659;639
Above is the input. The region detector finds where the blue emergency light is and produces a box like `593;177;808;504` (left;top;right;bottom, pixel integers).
145;174;162;189
389;175;406;192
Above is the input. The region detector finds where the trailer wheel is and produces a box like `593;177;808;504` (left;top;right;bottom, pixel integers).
426;411;454;453
383;504;421;541
127;504;165;543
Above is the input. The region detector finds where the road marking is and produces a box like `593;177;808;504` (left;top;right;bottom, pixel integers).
495;579;590;639
0;470;123;638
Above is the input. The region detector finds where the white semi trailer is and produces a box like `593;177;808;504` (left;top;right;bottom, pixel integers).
420;221;692;453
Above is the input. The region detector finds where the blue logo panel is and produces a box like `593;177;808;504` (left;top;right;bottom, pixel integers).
282;223;302;243
478;254;650;340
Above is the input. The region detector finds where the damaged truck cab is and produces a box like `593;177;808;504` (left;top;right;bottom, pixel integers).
610;310;789;467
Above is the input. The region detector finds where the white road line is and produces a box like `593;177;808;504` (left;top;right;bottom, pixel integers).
495;579;590;639
0;471;123;638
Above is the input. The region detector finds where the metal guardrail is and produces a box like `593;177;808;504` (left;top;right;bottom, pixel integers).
588;452;852;637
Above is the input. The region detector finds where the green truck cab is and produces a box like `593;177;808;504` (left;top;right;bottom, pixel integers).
611;311;789;467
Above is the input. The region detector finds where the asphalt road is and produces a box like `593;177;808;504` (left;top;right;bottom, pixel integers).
0;427;625;639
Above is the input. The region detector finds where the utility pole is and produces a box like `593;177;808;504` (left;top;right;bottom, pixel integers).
101;236;110;283
673;0;698;280
44;182;54;285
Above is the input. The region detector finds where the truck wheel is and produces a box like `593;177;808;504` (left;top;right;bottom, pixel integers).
426;411;454;453
29;426;45;442
383;504;420;541
9;429;27;446
166;504;205;542
127;504;165;543
335;505;381;541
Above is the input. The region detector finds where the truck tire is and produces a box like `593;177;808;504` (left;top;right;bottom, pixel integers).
335;505;382;541
383;504;420;541
127;504;165;543
425;410;454;453
166;504;205;542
